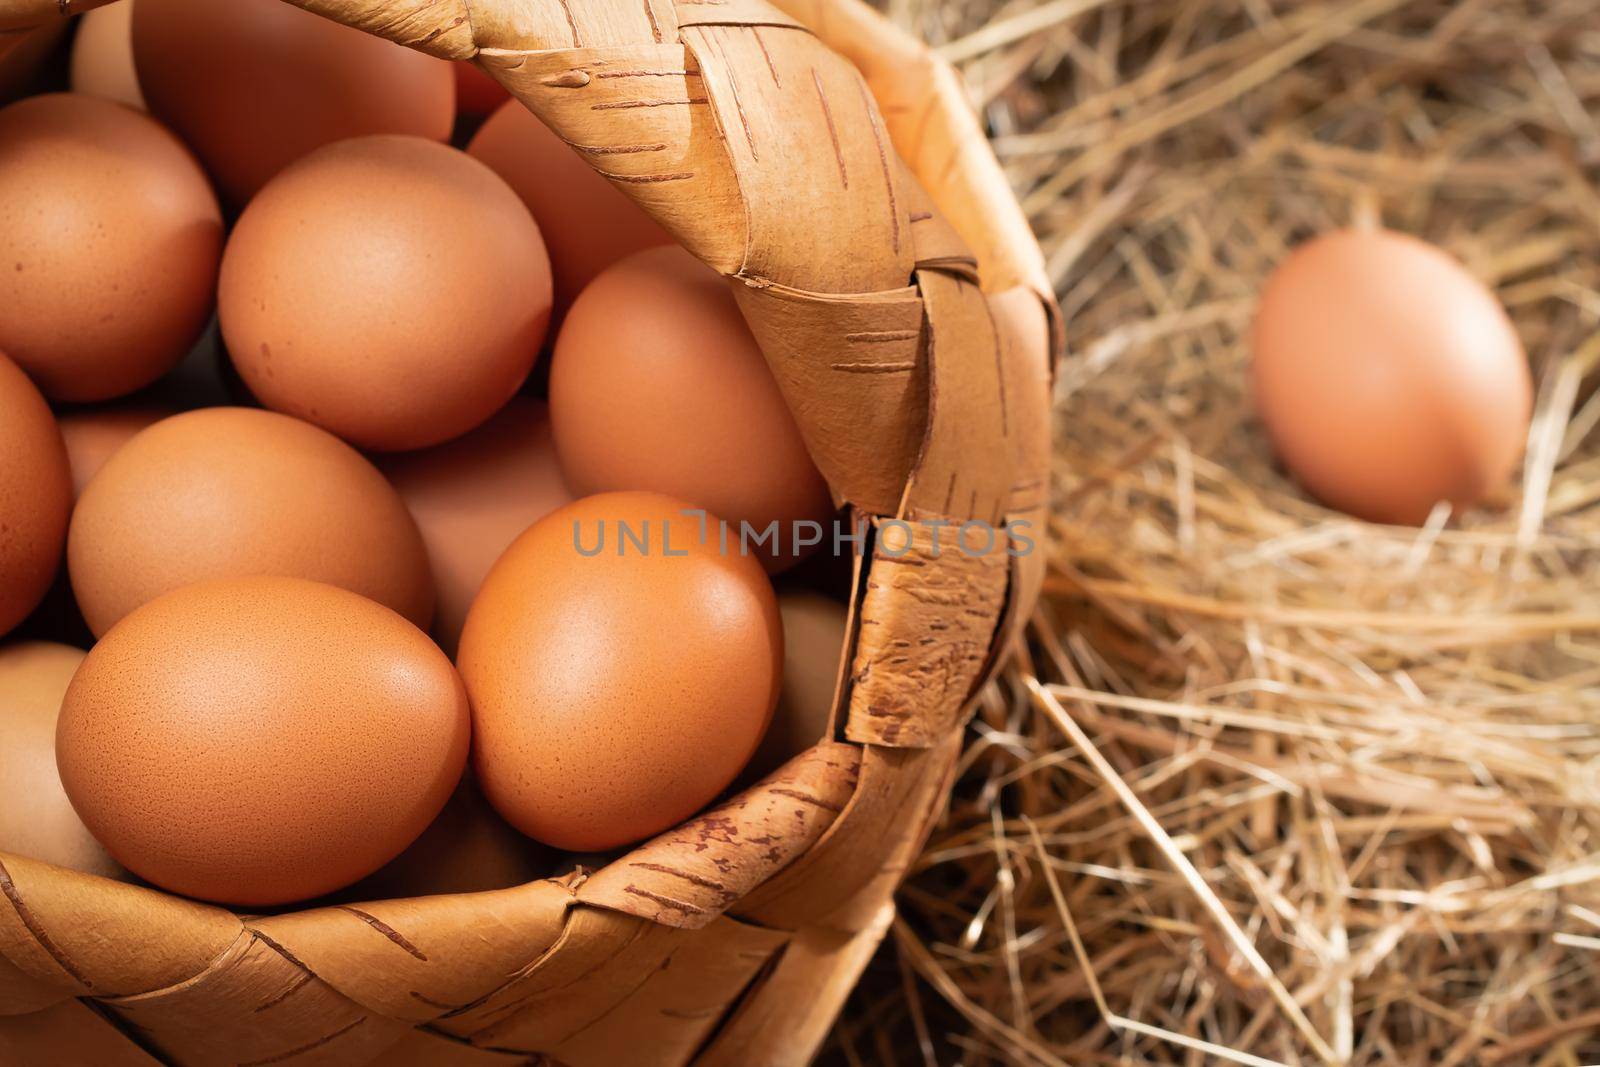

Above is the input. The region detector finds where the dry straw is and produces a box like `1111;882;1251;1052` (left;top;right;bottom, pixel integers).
834;0;1600;1063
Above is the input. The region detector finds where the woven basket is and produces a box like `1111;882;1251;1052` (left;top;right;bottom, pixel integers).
0;1;1057;1063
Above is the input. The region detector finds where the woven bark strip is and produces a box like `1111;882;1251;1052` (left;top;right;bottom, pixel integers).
731;282;927;516
768;0;1059;327
101;929;410;1067
731;731;964;929
251;880;573;1023
0;951;59;1016
693;901;894;1067
0;998;163;1066
990;286;1054;648
481;44;746;275
577;741;862;929
0;0;1055;1061
0;855;238;1000
371;1027;542;1066
846;523;1009;747
482;915;787;1063
681;22;913;292
429;905;680;1043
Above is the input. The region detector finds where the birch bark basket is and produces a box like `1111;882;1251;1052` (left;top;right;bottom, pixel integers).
0;1;1058;1063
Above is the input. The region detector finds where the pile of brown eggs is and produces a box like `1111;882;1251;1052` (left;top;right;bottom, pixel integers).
0;0;845;907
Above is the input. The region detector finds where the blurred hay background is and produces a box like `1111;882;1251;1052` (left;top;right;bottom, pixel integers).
832;1;1600;1063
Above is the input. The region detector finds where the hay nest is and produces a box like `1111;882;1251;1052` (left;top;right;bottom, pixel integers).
833;1;1600;1063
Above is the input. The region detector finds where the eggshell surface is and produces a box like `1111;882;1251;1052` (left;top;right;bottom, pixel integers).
469;100;672;315
56;576;471;905
342;775;553;900
745;592;849;780
454;61;508;116
220;136;552;451
57;407;168;498
132;0;453;203
70;2;145;109
0;93;221;402
382;398;572;654
0;352;70;638
457;491;783;851
0;642;125;879
1252;228;1532;525
550;247;834;570
69;407;433;636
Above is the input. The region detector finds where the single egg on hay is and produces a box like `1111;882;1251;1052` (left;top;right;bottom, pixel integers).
1252;227;1532;525
220;135;552;451
0;642;126;880
56;576;471;906
468;99;673;316
0;352;71;639
550;246;835;571
381;397;573;655
0;93;221;402
457;491;784;852
131;0;453;204
68;407;433;637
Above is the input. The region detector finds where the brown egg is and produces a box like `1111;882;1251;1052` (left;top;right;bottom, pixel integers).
0;23;68;105
70;2;145;110
341;775;554;900
131;0;453;204
1253;228;1533;525
0;353;70;638
57;576;470;905
0;94;221;402
69;407;433;637
57;407;168;498
220;136;552;451
454;61;508;117
745;592;849;781
458;491;783;851
468;99;672;315
382;398;572;655
550;247;834;571
0;642;125;879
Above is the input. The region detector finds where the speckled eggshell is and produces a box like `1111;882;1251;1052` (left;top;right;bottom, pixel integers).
340;774;554;900
457;491;783;852
68;407;433;637
57;406;169;498
132;0;453;204
382;398;572;655
550;247;834;571
70;2;145;110
744;592;849;781
56;576;471;906
0;94;221;402
468;100;672;316
1253;228;1533;525
0;352;70;638
220;136;552;452
0;642;126;879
